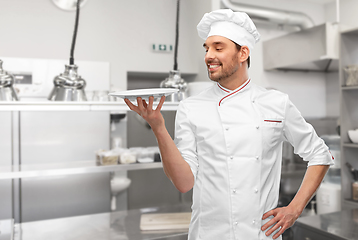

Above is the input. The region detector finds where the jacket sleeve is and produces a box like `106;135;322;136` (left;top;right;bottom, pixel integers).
174;102;199;179
282;96;334;167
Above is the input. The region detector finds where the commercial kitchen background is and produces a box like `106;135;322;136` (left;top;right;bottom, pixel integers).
2;0;350;116
1;0;358;239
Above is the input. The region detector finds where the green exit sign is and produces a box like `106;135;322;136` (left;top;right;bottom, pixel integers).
152;44;173;52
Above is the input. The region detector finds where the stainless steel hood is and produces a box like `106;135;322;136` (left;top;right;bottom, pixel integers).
221;0;314;30
263;22;339;72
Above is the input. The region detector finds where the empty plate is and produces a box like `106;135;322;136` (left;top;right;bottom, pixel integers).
108;88;179;101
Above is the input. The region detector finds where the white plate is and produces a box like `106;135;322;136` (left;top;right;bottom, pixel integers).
108;88;179;101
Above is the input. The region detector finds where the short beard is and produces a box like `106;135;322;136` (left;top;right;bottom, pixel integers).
208;54;239;82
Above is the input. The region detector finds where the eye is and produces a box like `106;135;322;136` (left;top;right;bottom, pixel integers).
216;48;222;51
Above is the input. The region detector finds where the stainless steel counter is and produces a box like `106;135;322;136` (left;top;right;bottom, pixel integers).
293;209;358;240
13;204;191;240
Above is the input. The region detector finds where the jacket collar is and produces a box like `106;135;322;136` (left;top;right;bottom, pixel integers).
214;78;251;106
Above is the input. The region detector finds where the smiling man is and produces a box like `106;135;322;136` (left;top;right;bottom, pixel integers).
125;9;334;240
203;37;249;89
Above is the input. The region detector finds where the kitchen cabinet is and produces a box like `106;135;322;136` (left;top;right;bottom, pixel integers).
339;27;358;209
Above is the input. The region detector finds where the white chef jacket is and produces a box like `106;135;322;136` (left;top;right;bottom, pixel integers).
174;79;334;240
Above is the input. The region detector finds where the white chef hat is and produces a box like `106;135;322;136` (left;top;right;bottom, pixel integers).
197;9;260;55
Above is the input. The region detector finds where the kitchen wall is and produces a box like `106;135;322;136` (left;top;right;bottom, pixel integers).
325;0;358;28
0;0;207;90
0;0;343;119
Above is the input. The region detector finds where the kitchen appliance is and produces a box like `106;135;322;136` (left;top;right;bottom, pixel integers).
0;57;109;100
48;0;87;101
263;22;339;72
48;64;87;101
160;0;188;102
161;71;187;102
0;60;19;101
221;0;314;30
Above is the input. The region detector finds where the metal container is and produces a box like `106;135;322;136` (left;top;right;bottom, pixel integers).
0;60;19;101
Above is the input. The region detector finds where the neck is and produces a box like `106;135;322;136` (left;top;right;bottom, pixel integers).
218;67;249;91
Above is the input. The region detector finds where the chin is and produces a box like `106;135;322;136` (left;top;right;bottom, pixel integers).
208;73;219;82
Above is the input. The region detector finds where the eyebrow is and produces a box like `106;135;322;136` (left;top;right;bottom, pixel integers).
203;41;226;48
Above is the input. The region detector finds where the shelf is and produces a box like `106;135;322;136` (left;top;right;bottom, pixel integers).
341;86;358;91
343;143;358;148
340;27;358;210
0;161;163;180
0;101;179;112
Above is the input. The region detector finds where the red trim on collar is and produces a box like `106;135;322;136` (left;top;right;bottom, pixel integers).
218;80;250;106
217;83;230;93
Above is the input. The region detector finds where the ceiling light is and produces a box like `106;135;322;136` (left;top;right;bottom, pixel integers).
48;0;87;101
0;59;19;101
51;0;89;11
160;0;188;102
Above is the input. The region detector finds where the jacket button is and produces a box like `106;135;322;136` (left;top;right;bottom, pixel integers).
230;156;233;160
256;126;260;129
234;221;238;225
254;188;258;193
256;156;259;160
233;189;236;193
252;219;256;224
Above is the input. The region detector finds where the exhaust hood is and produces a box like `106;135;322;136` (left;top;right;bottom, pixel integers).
263;22;339;72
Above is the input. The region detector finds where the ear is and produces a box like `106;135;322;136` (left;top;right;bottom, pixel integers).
238;46;250;63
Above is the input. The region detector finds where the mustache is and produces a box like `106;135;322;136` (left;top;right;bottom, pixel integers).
207;60;221;65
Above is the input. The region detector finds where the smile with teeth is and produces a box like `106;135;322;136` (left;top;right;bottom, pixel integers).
208;64;221;71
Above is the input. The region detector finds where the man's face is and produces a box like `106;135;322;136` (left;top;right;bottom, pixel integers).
203;36;240;83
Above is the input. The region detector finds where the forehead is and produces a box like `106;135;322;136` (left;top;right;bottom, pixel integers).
203;35;234;47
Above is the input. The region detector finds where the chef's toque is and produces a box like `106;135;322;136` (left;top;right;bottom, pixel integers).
197;9;260;55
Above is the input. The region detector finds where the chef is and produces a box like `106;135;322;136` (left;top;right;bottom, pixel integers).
125;9;334;240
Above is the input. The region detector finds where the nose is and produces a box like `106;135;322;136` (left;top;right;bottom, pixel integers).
205;48;215;62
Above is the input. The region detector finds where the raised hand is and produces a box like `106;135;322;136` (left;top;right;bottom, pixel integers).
124;96;166;132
